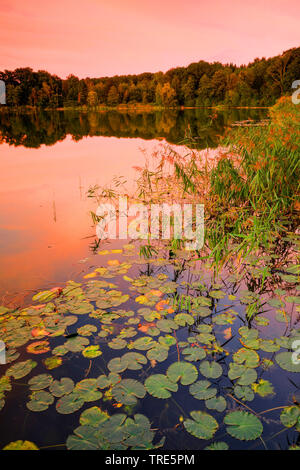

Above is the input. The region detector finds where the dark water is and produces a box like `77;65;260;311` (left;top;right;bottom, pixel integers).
0;108;299;451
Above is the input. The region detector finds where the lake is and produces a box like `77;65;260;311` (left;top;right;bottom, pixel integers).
0;107;299;451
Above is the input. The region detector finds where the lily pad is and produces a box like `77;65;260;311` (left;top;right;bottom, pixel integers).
144;374;178;399
184;411;218;440
224;411;263;440
50;378;74;397
167;362;198;385
189;380;217;400
28;374;53;391
111;379;146;405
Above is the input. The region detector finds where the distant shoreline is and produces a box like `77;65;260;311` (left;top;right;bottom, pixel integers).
0;104;270;113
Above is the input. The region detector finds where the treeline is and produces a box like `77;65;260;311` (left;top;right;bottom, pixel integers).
1;47;299;108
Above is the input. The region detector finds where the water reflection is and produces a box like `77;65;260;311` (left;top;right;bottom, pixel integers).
0;108;267;149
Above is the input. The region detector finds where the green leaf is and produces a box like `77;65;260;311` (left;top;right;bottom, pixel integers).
233;348;259;368
50;378;74;397
167;362;198;385
205;442;228;450
205;396;227;412
28;374;53;391
189;380;217;400
184;411;218;440
82;345;102;358
7;359;37;379
199;360;223;379
56;391;85;414
251;379;274;397
80;406;110;427
27;390;54;412
3;440;39;450
111;379;146;405
280;406;300;428
275;352;300;372
224;411;263;440
182;347;206;362
144;374;178;399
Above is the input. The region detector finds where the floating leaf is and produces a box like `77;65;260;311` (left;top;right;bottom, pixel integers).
205;442;228;450
50;378;74;397
182;347;206;362
144;374;178;399
7;360;37;379
111;379;146;405
146;346;169;363
251;379;274;397
82;345;102;358
80;406;110;427
26;341;50;355
205;396;226;412
280;406;300;428
167;362;198;385
275;352;300;372
189;380;217;400
233;348;259;368
224;411;263;440
199;361;223;379
184;411;218;440
28;374;53;391
27;390;54;412
3;440;39;450
75;379;102;402
44;356;62;370
56;391;85;414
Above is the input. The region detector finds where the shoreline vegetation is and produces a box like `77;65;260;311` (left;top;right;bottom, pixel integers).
88;96;299;268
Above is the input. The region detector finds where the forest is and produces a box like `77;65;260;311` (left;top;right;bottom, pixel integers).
0;47;299;108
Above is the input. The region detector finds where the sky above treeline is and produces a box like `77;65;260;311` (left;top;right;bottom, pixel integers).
0;0;299;79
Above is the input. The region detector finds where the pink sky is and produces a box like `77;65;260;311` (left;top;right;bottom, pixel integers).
0;0;299;78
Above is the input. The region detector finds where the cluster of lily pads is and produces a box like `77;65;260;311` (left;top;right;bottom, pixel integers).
0;242;299;450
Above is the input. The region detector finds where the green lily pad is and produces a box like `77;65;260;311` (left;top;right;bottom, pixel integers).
144;374;178;398
75;379;102;402
28;374;53;391
251;379;274;397
50;378;74;397
205;396;226;412
7;359;37;379
146;345;169;362
122;352;147;370
79;406;110;427
111;379;146;405
182;347;206;362
44;356;63;370
199;360;223;379
184;411;218;440
233;348;260;368
189;380;217;400
56;391;85;414
27;390;54;412
205;442;228;450
167;362;198;385
3;440;39;450
275;352;300;372
224;411;263;440
77;324;97;336
280;406;300;428
82;345;102;358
